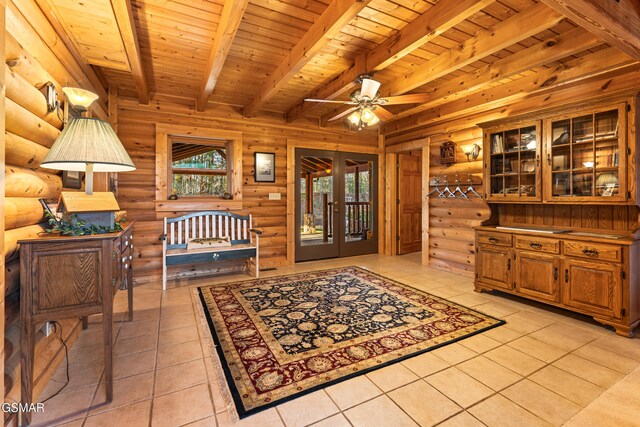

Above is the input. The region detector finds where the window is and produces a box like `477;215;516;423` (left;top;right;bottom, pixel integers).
170;139;229;197
155;124;243;210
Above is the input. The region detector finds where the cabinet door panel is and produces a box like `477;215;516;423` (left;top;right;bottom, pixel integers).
562;259;622;319
515;251;559;302
477;246;512;290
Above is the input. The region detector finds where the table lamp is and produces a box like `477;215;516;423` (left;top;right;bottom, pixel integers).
40;87;135;194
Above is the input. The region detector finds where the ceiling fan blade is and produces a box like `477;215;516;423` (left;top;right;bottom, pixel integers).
379;94;430;105
328;107;358;121
373;106;395;121
360;78;381;99
304;98;349;104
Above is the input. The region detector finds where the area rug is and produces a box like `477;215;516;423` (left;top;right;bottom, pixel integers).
197;266;504;418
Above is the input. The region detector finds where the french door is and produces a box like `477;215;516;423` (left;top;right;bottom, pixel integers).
295;148;378;262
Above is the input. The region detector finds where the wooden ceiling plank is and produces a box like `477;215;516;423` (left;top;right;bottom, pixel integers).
243;0;372;117
382;47;637;134
539;0;640;60
391;27;602;120
383;2;565;97
111;0;149;104
286;0;496;123
196;0;250;111
12;0;108;116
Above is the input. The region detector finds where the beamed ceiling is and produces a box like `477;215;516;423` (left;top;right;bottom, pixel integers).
39;0;640;130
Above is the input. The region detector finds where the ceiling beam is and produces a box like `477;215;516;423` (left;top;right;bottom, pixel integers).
196;0;249;112
111;0;149;104
244;0;372;118
539;0;640;61
382;48;637;135
383;2;564;97
286;0;495;123
390;27;602;120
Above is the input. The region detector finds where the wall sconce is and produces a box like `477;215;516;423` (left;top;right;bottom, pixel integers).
461;144;481;162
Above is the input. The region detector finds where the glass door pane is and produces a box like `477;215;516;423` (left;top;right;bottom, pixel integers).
339;153;378;257
295;149;339;262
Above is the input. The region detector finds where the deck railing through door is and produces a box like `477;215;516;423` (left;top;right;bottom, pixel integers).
322;196;370;241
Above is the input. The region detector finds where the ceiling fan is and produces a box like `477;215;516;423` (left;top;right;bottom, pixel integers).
304;75;419;129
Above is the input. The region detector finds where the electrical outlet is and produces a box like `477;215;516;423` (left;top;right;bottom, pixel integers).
268;193;281;200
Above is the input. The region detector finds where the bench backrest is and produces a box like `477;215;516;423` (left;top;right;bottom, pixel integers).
164;211;252;249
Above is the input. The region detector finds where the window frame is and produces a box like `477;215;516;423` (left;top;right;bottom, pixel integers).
155;124;243;213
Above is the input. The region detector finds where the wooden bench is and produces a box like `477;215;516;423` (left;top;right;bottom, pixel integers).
161;211;261;290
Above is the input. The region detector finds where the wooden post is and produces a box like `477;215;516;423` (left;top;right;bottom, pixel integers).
422;141;431;265
0;0;6;416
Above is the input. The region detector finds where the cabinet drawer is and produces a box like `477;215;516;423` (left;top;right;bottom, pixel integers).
478;232;512;247
564;241;622;262
515;236;560;254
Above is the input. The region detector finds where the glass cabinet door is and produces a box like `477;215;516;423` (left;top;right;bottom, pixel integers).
485;122;541;201
546;104;625;201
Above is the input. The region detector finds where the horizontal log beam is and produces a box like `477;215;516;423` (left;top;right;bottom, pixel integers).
244;0;371;117
384;2;565;96
5;132;48;170
392;27;602;120
286;0;494;122
540;0;640;61
5;98;59;148
5;165;62;198
5;65;62;128
383;48;637;134
4;198;44;230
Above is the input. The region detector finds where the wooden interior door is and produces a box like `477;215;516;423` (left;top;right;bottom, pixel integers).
397;152;422;254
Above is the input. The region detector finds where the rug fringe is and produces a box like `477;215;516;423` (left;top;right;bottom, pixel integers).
192;288;240;422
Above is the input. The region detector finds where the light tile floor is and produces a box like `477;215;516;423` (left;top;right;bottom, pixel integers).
29;253;640;427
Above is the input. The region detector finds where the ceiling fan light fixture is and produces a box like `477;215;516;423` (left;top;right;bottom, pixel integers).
360;107;376;123
368;114;380;126
348;111;361;125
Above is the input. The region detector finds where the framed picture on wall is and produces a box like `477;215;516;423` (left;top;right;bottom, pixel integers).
254;152;276;182
62;170;83;189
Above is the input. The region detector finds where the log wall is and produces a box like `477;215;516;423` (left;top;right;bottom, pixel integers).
2;0;109;419
116;96;378;282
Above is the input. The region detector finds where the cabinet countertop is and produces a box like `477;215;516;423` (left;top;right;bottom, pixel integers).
475;225;638;245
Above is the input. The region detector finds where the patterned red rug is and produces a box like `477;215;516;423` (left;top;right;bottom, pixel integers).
197;266;504;418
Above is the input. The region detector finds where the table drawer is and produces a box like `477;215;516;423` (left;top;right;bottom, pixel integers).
478;232;512;247
515;236;560;254
563;241;622;262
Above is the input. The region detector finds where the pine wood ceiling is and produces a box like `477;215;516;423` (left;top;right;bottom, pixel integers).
44;0;640;126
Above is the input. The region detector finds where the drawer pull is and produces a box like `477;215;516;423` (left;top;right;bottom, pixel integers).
529;242;542;250
582;248;600;257
212;253;220;260
488;237;499;244
554;267;558;281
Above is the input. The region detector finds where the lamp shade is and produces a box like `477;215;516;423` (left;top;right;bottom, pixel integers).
41;117;136;172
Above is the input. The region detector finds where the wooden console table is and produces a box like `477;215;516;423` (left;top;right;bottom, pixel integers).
19;222;134;425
